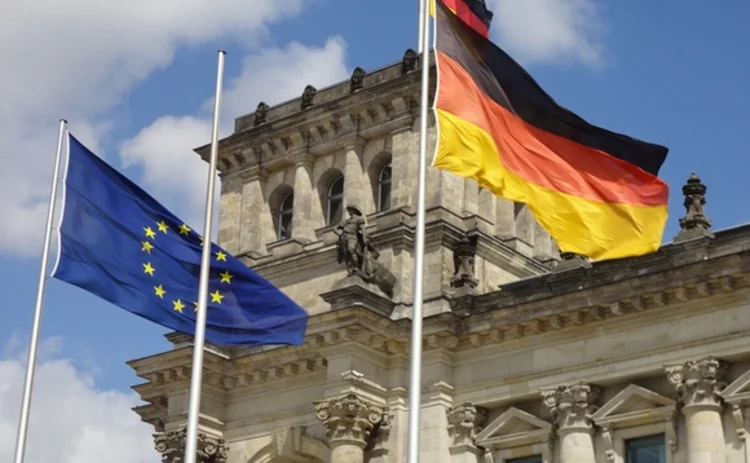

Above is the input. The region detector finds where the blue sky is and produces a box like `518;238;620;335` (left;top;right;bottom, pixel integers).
0;0;748;460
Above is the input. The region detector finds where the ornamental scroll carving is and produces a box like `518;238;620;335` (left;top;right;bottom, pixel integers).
153;429;228;463
314;393;390;448
666;356;728;408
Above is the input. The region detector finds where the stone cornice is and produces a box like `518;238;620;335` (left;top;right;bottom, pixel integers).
130;227;750;402
195;53;438;176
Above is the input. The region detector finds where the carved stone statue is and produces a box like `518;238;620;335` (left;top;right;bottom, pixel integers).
350;67;366;92
253;102;269;126
451;236;478;289
401;48;418;74
301;85;317;110
334;205;396;296
675;172;713;242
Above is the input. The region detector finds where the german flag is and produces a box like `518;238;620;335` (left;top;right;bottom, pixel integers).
429;0;493;38
432;0;669;261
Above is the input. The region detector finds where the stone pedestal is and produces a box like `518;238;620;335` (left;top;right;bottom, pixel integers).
314;393;389;463
666;356;729;463
542;382;600;463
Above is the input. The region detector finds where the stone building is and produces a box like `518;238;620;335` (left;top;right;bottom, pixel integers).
129;49;750;463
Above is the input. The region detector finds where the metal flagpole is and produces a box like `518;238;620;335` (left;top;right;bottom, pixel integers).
184;49;226;463
418;0;426;52
13;118;67;463
406;0;431;461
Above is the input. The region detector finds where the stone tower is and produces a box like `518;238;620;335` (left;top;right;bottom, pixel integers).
129;50;750;463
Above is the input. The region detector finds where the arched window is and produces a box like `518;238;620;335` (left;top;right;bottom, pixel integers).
377;162;392;212
277;191;294;240
326;175;344;225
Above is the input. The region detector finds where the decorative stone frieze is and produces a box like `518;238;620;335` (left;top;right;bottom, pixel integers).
446;402;488;446
153;428;228;463
665;356;729;409
542;381;601;431
314;393;388;448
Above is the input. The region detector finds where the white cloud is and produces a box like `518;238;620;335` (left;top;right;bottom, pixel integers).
488;0;606;67
0;338;153;462
0;0;311;256
120;37;350;224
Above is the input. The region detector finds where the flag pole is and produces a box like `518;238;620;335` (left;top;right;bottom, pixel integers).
13;118;67;463
184;49;226;463
418;0;426;52
406;0;431;461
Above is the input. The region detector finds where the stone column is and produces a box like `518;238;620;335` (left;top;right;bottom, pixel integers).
542;382;601;463
343;141;371;213
314;393;389;463
291;154;317;242
446;402;487;463
153;428;229;463
238;167;272;256
666;356;729;463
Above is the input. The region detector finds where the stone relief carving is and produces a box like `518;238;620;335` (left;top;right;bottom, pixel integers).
314;393;389;448
446;402;488;446
301;85;317;110
541;381;601;430
666;356;728;408
451;235;478;289
675;172;714;242
334;205;396;296
253;101;269;126
350;67;366;92
401;48;418;74
153;429;228;463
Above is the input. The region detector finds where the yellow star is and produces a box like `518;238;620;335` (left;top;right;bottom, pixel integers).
157;220;169;233
219;270;233;284
154;284;166;299
172;299;185;313
199;236;205;244
141;241;154;253
142;262;155;276
192;301;199;312
215;251;227;262
210;290;224;304
179;223;191;235
144;227;156;239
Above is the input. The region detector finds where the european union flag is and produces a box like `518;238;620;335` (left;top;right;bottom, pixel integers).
52;134;308;346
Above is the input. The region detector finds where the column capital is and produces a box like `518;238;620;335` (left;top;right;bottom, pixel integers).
314;393;389;448
239;165;269;182
666;356;729;410
542;381;602;432
294;153;315;168
153;428;228;463
446;402;488;446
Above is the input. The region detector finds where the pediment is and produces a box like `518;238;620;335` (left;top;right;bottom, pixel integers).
592;384;675;428
475;407;552;449
721;370;750;405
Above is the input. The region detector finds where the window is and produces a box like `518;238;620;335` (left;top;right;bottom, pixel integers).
326;175;344;226
507;456;542;463
625;434;666;463
277;192;293;240
377;162;392;212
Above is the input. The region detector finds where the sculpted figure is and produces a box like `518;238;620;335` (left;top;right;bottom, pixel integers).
335;205;378;279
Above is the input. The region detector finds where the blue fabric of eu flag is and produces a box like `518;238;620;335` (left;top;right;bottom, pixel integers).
52;134;308;346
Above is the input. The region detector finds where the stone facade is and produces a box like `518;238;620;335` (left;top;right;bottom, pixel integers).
128;50;750;462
